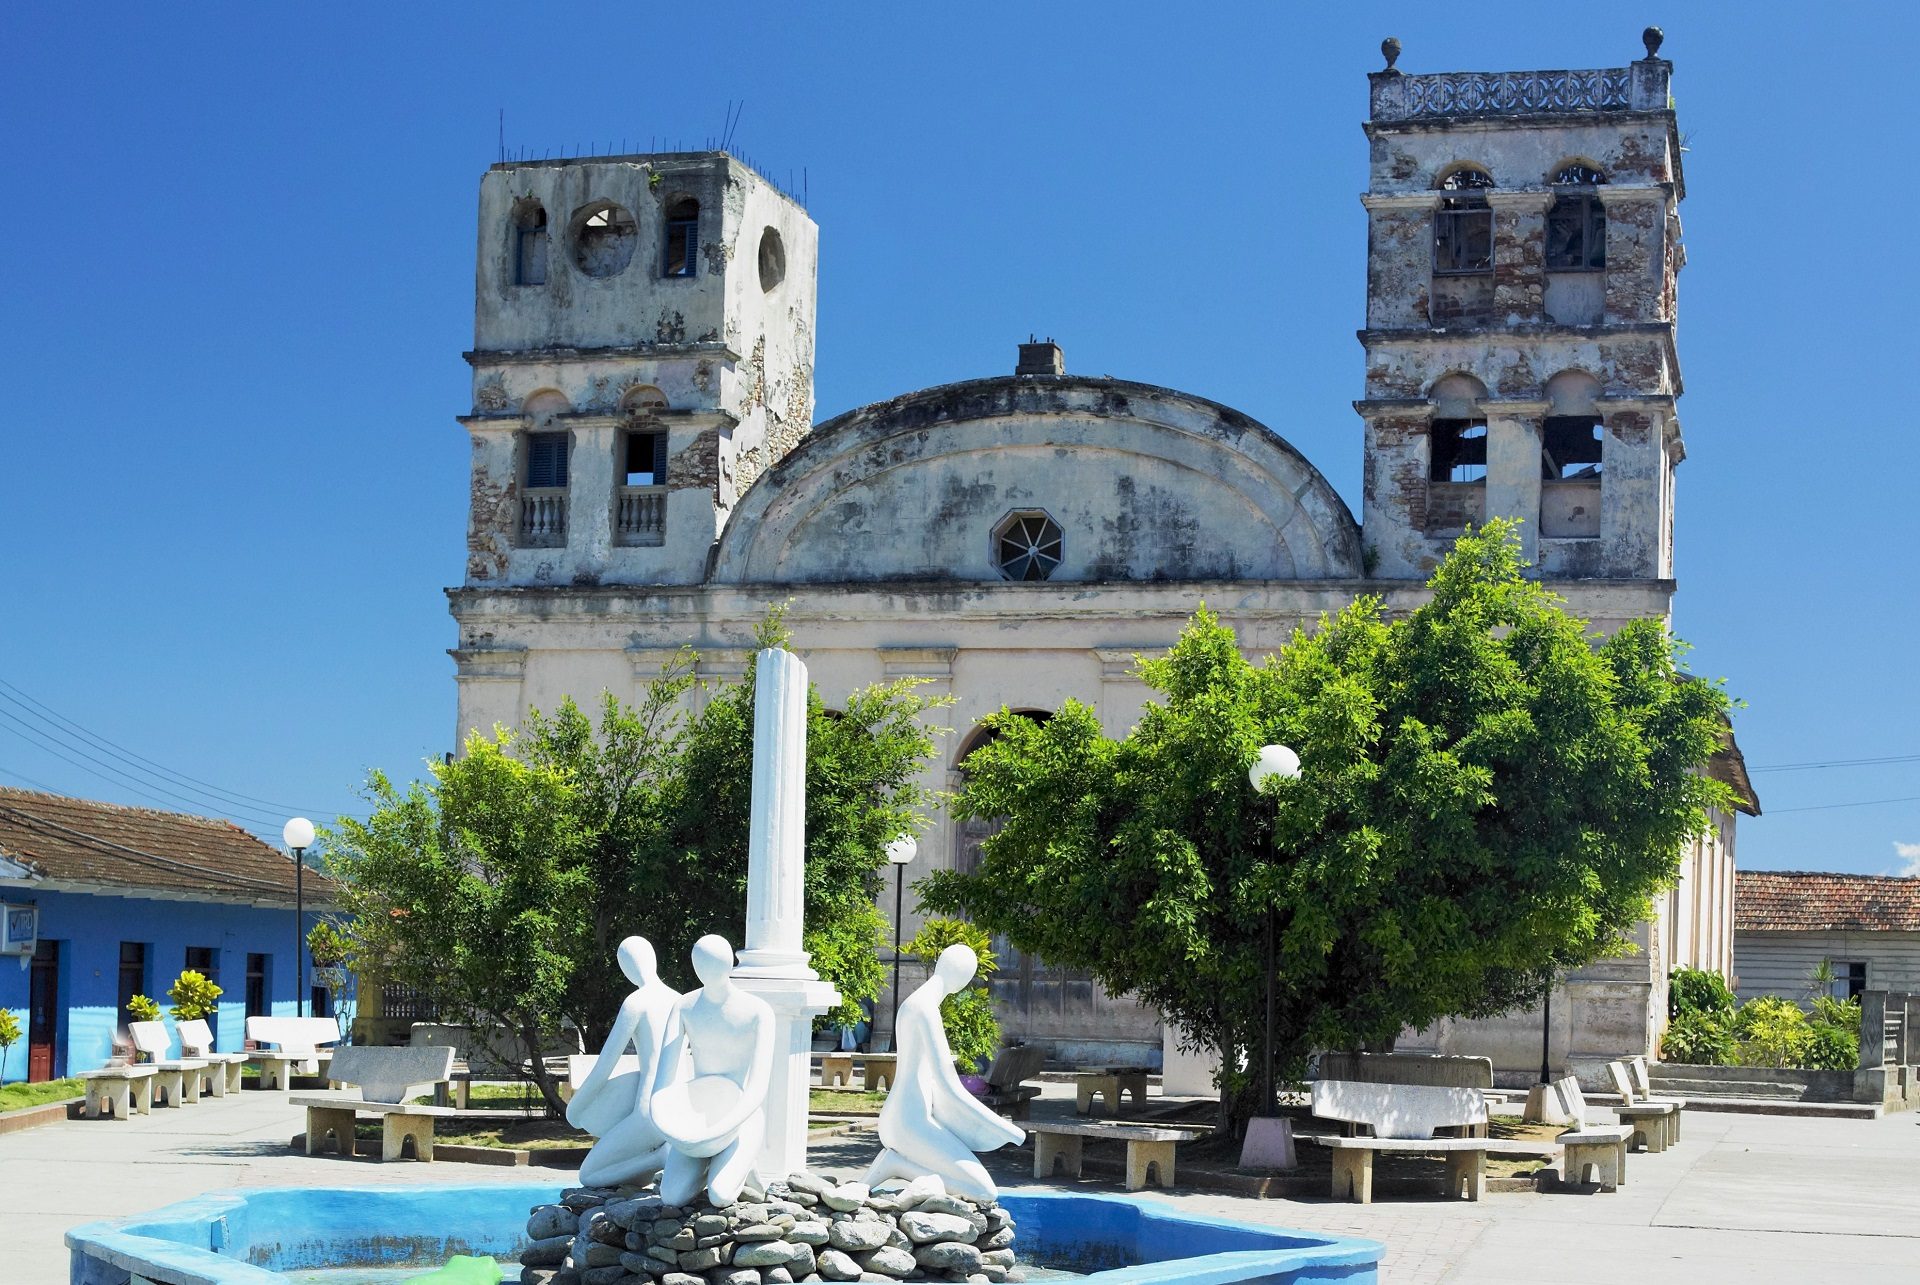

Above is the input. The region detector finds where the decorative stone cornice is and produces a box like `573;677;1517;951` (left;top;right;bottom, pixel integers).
1595;183;1676;206
878;646;958;680
1360;192;1442;213
1477;398;1551;417
1484;190;1554;212
457;409;739;432
464;340;741;368
1092;647;1160;682
1353;398;1435;419
1596;393;1678;414
448;647;528;681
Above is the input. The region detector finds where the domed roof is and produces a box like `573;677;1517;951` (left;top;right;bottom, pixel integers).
713;375;1361;585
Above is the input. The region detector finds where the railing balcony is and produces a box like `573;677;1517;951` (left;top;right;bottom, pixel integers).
519;488;568;548
617;485;667;547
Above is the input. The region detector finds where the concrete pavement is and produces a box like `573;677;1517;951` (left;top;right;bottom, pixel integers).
8;1081;1920;1283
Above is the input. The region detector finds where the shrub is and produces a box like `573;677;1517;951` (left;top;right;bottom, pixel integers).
306;919;352;968
1662;1010;1734;1065
1804;1023;1859;1071
1811;993;1861;1033
904;917;1002;1073
1669;967;1736;1020
166;970;223;1023
1732;995;1814;1068
0;1008;19;1081
125;994;161;1024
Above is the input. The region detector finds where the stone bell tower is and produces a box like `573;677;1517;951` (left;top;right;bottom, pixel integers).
458;152;818;592
1357;31;1684;598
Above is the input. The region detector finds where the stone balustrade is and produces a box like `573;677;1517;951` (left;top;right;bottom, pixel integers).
521;489;568;547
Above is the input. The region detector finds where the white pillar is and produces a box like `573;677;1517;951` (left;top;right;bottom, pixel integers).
732;647;840;1180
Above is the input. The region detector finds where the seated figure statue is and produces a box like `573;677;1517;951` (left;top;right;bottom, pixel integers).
567;936;682;1188
866;944;1025;1202
651;934;776;1207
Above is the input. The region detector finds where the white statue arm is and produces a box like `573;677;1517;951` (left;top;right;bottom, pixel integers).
692;1006;775;1141
928;1056;1025;1148
650;999;694;1097
567;997;642;1129
633;1002;679;1120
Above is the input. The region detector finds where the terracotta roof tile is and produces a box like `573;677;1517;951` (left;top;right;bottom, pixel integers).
1735;869;1920;934
0;787;320;904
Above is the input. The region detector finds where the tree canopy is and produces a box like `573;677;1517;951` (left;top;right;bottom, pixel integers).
922;521;1737;1130
324;627;944;1111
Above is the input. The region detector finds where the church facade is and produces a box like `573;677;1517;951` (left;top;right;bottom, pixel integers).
446;36;1751;1081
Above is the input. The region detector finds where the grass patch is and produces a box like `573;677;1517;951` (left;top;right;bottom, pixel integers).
810;1088;885;1115
0;1077;85;1112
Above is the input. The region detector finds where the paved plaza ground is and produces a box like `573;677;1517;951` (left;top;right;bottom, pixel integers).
7;1082;1919;1283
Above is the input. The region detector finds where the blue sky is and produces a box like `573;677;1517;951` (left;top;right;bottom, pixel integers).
2;3;1915;874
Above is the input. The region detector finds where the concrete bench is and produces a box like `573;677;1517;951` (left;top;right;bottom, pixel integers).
1029;1119;1202;1191
1074;1065;1151;1117
127;1021;212;1105
979;1045;1046;1119
1607;1060;1680;1152
861;1052;898;1092
176;1019;248;1095
814;1051;856;1088
1304;1135;1557;1203
246;1015;342;1090
1559;1124;1633;1190
80;1065;157;1119
293;1044;456;1163
1310;1079;1489;1140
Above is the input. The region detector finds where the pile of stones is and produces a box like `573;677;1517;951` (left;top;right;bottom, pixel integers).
520;1172;1023;1285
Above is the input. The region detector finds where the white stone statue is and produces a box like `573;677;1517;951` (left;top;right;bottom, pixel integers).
866;944;1024;1202
652;934;778;1206
567;936;682;1188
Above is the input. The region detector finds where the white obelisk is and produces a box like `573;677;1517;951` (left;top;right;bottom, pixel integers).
732;647;841;1179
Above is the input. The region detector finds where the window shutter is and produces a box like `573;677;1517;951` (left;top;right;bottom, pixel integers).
652;431;669;483
527;432;569;488
684;224;699;276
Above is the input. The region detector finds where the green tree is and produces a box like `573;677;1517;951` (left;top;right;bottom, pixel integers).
924;521;1736;1134
904;918;1002;1072
0;1008;19;1081
326;625;943;1113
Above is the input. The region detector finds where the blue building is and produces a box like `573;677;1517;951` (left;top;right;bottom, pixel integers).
0;787;330;1084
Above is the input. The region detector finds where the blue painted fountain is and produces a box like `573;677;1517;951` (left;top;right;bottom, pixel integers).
67;1183;1381;1285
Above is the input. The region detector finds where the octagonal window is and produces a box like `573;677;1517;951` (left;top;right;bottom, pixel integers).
993;510;1063;581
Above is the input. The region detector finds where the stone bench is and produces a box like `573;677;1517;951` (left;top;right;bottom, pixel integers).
126;1021;213;1105
294;1096;459;1162
1304;1135;1559;1203
1609;1060;1681;1151
861;1052;898;1092
176;1018;248;1095
1073;1065;1151;1117
292;1044;457;1163
814;1051;856;1088
80;1065;157;1119
1559;1124;1635;1190
1029;1119;1202;1191
246;1015;342;1090
1310;1079;1489;1140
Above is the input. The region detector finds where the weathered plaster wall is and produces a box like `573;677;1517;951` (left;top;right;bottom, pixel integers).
464;154;816;591
712;378;1363;586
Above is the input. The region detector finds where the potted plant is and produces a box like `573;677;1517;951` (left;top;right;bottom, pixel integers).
307;919;352;996
167;969;223;1024
0;1008;19;1082
125;994;161;1060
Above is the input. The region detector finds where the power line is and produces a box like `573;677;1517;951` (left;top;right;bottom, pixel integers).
1758;791;1920;810
1749;753;1920;774
0;677;358;818
0;762;71;796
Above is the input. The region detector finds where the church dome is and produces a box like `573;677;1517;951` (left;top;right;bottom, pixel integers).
712;375;1362;585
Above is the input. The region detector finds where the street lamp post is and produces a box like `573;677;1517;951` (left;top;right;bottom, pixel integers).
1247;744;1301;1118
885;834;917;1052
283;817;315;1018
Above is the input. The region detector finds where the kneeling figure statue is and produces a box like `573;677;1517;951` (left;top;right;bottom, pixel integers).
652;934;776;1206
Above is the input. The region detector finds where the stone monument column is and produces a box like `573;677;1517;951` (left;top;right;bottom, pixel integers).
731;647;842;1179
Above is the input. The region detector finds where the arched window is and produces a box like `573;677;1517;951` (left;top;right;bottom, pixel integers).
1547;164;1607;272
1543;371;1604;480
513;203;548;286
1428;373;1489;484
572;203;637;278
1434;167;1494;275
663;198;699;278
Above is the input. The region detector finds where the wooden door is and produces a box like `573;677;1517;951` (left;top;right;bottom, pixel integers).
28;939;58;1081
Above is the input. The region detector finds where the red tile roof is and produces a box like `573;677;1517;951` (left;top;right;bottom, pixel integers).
1736;870;1920;934
0;787;318;904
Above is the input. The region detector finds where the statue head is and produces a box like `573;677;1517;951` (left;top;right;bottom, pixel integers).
690;934;735;988
933;943;979;994
616;936;657;986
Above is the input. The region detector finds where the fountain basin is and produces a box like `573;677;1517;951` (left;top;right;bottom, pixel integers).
68;1183;1382;1285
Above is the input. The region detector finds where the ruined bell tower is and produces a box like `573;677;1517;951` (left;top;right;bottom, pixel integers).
457;153;818;592
1357;31;1683;593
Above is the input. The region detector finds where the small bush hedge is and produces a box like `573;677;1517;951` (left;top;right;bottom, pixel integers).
1661;971;1859;1072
